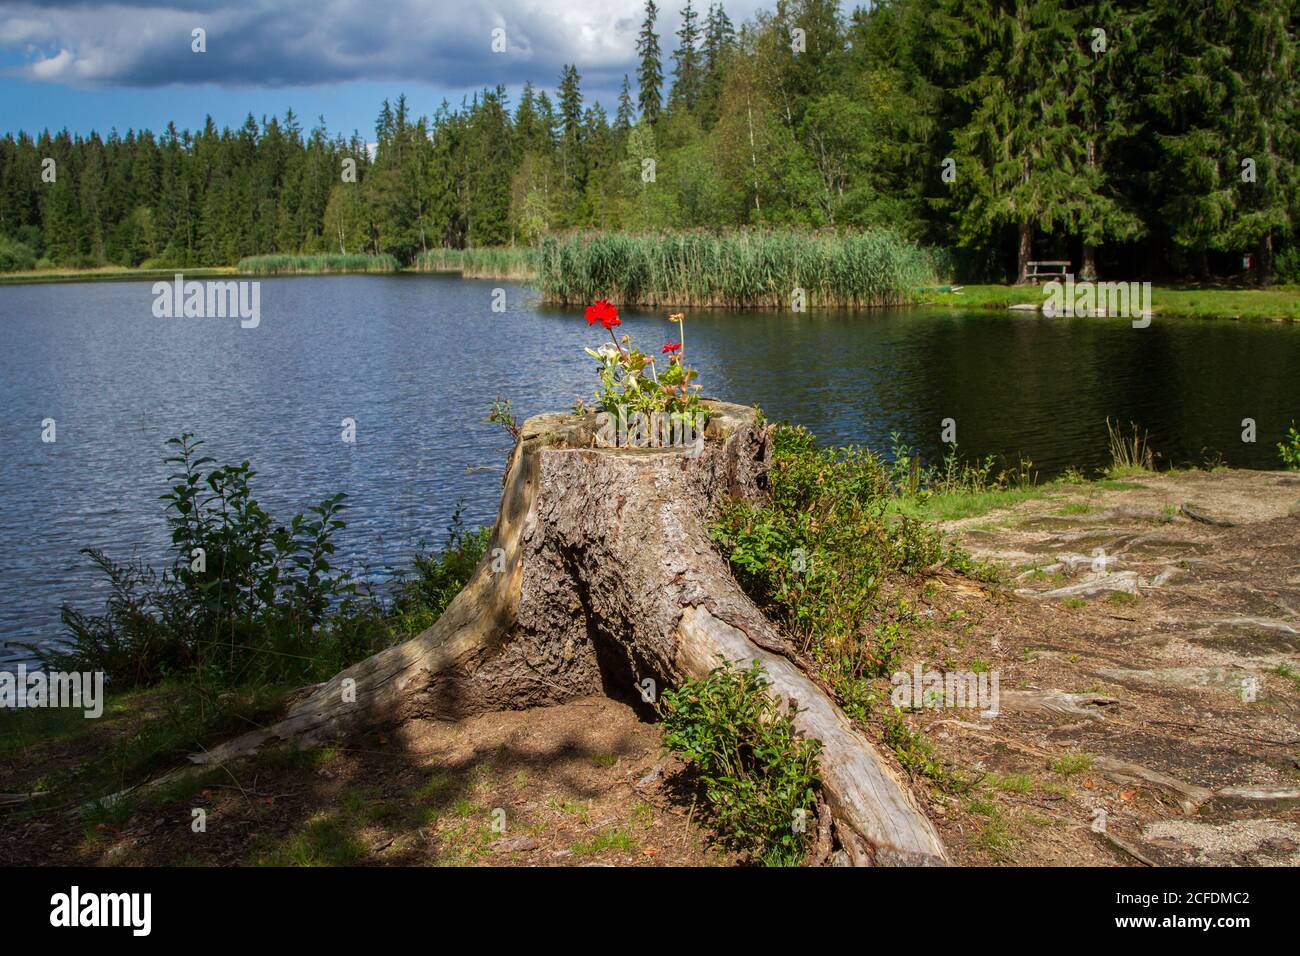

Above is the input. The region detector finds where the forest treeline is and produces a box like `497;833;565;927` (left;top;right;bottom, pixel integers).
0;0;1297;284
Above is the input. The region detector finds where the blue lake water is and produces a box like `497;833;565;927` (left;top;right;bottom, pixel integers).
2;274;1298;663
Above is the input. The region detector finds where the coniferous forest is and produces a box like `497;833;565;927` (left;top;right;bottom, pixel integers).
1;0;1297;284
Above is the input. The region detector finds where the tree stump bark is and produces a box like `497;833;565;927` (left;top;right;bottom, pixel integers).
186;401;948;866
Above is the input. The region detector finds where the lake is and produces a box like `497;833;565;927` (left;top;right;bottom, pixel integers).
2;274;1298;663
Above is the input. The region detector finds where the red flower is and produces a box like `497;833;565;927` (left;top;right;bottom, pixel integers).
662;342;682;353
585;299;620;329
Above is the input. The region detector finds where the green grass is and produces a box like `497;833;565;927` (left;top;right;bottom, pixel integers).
572;826;637;856
1274;665;1300;690
257;812;368;866
236;254;400;275
892;475;1150;524
413;247;537;280
919;283;1300;321
966;799;1019;858
411;771;457;805
550;799;593;824
2;682;295;819
1;699;103;754
984;772;1035;794
892;485;1053;522
538;228;941;308
0;265;237;286
1049;751;1095;776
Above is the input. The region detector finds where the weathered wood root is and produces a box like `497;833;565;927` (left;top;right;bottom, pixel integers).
1179;503;1235;527
173;402;948;866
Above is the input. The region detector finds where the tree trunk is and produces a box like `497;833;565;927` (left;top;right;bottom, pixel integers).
1017;222;1033;284
1081;244;1097;281
1255;232;1274;288
175;402;948;866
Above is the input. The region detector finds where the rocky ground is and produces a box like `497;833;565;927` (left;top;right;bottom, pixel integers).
898;468;1300;866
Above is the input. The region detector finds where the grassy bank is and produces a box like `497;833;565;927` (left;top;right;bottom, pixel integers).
0;265;237;286
920;283;1300;321
537;229;941;308
236;254;400;275
413;247;537;280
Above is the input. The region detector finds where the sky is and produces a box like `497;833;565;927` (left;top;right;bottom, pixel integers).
0;0;789;140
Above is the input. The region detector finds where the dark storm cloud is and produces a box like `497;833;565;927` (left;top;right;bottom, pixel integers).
0;0;764;90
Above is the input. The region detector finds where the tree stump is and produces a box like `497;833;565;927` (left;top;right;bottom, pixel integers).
186;401;948;866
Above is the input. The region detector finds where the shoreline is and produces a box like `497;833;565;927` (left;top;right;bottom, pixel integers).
918;283;1300;323
3;267;1297;322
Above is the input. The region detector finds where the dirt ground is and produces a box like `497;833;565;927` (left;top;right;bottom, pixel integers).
0;695;730;866
899;468;1300;866
3;468;1296;867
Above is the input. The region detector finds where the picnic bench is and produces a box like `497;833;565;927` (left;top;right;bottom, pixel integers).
1024;260;1072;284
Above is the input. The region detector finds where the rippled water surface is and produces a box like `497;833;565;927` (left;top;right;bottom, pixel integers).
2;274;1298;662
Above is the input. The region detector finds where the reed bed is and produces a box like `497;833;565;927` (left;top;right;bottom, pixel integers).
236;254;400;275
537;230;944;308
413;247;538;280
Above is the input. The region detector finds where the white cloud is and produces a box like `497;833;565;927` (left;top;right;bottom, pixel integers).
0;0;772;90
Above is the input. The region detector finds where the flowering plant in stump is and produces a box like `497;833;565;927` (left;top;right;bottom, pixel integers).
582;301;707;427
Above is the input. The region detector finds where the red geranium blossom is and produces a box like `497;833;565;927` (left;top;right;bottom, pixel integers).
662;342;682;353
585;299;620;329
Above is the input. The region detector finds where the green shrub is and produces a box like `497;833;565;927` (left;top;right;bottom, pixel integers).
659;661;820;866
1275;246;1300;284
38;434;488;690
0;235;37;272
1279;422;1300;470
389;509;491;635
711;425;941;678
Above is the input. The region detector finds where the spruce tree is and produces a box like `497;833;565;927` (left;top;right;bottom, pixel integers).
671;1;704;115
637;0;665;125
700;3;735;128
615;75;636;135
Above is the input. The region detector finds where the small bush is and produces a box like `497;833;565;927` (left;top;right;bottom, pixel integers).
39;434;488;690
389;509;491;635
659;662;820;866
1278;423;1300;470
1275;246;1300;284
0;235;37;272
711;425;941;677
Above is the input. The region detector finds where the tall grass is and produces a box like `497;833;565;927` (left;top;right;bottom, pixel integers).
537;229;944;308
236;254;400;275
413;247;537;280
1105;418;1155;477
